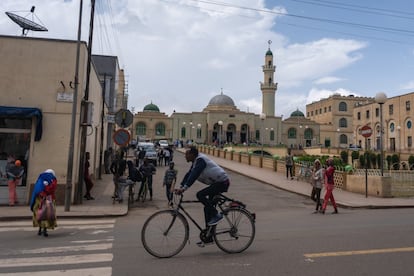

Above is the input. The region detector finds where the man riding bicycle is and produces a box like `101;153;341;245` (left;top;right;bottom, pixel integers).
176;146;230;232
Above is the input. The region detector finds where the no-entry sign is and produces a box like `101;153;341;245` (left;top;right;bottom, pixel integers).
360;125;372;138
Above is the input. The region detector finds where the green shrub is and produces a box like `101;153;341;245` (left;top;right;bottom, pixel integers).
391;154;400;170
409;155;414;170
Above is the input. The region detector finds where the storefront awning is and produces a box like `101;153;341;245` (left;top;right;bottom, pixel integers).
0;106;43;141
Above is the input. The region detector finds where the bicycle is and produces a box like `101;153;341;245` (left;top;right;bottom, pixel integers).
141;193;256;258
137;178;149;202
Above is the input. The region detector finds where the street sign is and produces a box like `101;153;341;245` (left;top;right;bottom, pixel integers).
115;109;133;128
113;129;130;146
360;125;372;138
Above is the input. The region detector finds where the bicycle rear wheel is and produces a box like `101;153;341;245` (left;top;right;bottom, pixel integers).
141;210;189;258
213;207;255;254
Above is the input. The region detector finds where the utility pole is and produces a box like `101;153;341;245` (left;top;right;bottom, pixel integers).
75;0;96;204
64;0;83;211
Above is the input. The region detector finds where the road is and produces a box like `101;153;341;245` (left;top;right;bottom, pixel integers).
1;151;414;275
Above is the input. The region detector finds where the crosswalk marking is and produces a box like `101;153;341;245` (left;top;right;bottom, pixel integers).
304;246;414;258
0;219;115;275
0;267;112;276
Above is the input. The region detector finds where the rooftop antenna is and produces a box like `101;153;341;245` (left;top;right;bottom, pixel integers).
6;6;48;36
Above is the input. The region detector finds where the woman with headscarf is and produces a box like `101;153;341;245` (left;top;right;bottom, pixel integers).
30;169;57;237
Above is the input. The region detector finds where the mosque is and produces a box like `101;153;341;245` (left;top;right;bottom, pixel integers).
131;44;320;148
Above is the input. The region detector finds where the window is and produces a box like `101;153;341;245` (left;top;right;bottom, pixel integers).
357;112;361;120
181;127;186;138
311;111;314;116
339;118;347;128
319;108;322;114
268;60;272;66
375;108;379;117
328;106;331;112
155;123;165;136
390;122;395;133
389;104;393;115
339;102;347;111
408;136;412;148
136;122;146;136
255;130;260;140
407;121;412;129
288;128;296;139
270;130;275;141
366;110;370;119
304;128;313;139
316;110;318;115
406;101;411;111
196;127;201;139
307;112;309;117
324;107;327;113
339;134;348;144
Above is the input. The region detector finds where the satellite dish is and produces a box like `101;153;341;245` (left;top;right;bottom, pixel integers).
5;6;48;36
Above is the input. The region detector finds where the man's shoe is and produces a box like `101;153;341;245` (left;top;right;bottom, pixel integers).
207;213;223;226
196;240;214;248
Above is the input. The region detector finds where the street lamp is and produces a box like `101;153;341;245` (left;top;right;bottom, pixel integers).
218;120;223;147
260;113;266;161
375;92;387;176
337;128;340;148
197;123;201;142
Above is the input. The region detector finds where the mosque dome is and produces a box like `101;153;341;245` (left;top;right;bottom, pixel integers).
208;93;235;106
290;109;305;117
203;91;239;112
266;49;273;56
143;102;160;112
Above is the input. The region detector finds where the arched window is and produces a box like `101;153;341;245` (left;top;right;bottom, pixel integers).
155;123;165;136
339;102;347;112
288;128;296;139
339;118;347;128
304;128;313;139
136;122;146;136
181;127;186;138
197;127;202;139
339;134;348;144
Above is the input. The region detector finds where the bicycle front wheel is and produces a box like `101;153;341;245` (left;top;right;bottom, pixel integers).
141;210;189;258
213;207;255;254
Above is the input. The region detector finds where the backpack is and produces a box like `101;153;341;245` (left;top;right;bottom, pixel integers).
130;166;143;182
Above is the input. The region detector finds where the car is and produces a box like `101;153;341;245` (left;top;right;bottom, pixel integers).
158;139;169;148
137;142;158;166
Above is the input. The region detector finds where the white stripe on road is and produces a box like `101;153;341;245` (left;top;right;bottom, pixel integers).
0;253;113;268
0;267;112;276
0;224;114;232
17;243;113;254
0;219;116;227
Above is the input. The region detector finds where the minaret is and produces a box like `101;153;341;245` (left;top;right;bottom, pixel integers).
260;40;277;117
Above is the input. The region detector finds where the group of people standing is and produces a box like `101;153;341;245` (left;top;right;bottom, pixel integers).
311;158;338;214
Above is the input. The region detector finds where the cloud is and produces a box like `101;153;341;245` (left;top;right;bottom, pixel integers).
313;76;345;85
400;81;414;90
0;0;368;119
306;88;361;104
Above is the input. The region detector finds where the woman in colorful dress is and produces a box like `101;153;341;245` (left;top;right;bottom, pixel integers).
29;169;57;237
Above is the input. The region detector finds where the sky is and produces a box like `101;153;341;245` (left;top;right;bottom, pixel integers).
2;0;414;119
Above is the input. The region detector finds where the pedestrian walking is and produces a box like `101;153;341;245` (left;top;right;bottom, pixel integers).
320;158;338;214
137;158;156;201
83;152;95;200
164;148;170;166
285;149;294;180
110;150;127;201
6;159;24;206
311;159;324;213
29;169;57;237
163;161;177;206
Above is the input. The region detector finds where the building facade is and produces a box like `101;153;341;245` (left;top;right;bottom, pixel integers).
353;92;414;155
0;35;111;204
306;94;374;148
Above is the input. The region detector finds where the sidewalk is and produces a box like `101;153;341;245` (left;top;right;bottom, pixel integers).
205;152;414;209
0;173;128;221
2;150;414;221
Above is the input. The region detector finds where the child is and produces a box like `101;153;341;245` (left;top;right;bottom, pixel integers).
163;162;177;206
